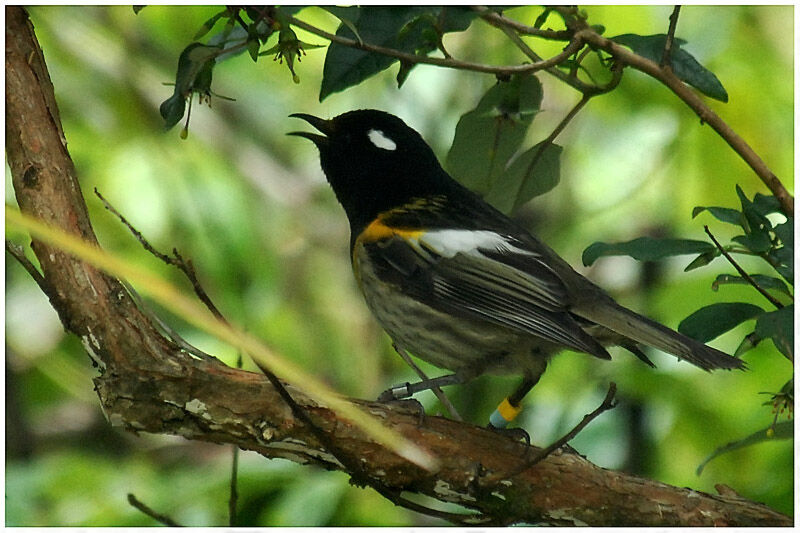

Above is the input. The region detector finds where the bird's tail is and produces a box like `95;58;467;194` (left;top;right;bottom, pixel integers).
575;301;745;371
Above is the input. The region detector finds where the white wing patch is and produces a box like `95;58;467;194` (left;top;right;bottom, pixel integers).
367;129;397;151
416;229;537;258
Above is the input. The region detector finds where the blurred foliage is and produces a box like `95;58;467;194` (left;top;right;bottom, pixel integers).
6;5;793;526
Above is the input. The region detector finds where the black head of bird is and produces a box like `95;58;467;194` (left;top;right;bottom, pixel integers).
290;110;456;231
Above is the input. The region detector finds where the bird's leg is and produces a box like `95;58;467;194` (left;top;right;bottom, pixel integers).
378;372;465;402
392;343;463;421
486;360;547;443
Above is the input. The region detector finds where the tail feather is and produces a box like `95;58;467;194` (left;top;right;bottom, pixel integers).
575;301;746;371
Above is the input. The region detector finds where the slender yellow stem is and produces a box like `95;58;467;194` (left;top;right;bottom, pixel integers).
6;208;437;470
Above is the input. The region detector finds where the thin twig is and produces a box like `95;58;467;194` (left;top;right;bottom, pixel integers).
504;382;617;478
521;93;592;183
286;13;584;76
474;6;573;41
482;5;793;218
478;11;595;94
395;344;462;421
94;188;228;324
661;6;681;68
704;225;784;310
6;240;47;289
575;31;794;218
127;493;183;527
122;280;217;360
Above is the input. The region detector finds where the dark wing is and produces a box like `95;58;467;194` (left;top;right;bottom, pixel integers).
362;230;611;360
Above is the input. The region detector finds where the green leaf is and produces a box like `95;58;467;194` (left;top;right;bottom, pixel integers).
732;232;772;253
734;332;761;357
321;6;364;44
678;302;764;343
752;193;783;216
736;184;771;234
320;7;423;100
159;43;220;129
696;421;793;475
445;74;543;194
194;10;228;40
768;246;794;282
484;142;562;214
755;305;794;358
582;237;716;267
774;220;793;248
611;33;728;102
683;251;719;272
132;6;145;14
392;7;478;86
319;7;478;100
711;274;792;297
247;36;260;62
533;8;552;29
691;205;743;226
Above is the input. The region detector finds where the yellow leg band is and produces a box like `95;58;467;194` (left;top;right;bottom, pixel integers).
489;398;523;428
497;398;522;421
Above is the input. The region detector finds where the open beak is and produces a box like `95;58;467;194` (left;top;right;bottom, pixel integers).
288;113;333;147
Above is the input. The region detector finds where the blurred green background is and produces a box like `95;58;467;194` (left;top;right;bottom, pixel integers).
6;5;793;526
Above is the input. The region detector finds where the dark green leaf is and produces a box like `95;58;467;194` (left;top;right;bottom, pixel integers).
732;232;772;253
691;205;743;226
678;302;763;343
533;8;552;29
194;10;227;40
767;246;793;282
132;6;145;14
774;220;793;248
321;6;363;43
159;43;220;129
390;7;478;87
319;7;478;99
247;37;260;62
752;193;783;216
734;332;761;357
683;250;719;271
484;142;562;214
446;74;542;194
736;184;772;234
582;237;715;267
755;305;794;358
712;274;792;297
696;421;792;475
158;94;186;131
320;7;424;100
438;6;479;34
611;33;728;102
319;7;420;102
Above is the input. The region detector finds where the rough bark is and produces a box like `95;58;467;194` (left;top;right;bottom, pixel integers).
5;6;792;527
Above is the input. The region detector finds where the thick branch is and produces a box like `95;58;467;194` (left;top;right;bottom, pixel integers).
5;6;791;527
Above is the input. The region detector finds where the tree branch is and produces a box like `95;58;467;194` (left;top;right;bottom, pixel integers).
478;6;792;217
703;226;785;310
661;6;681;68
285;12;584;77
4;5;791;527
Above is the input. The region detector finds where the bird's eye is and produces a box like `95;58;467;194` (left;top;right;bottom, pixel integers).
367;129;397;151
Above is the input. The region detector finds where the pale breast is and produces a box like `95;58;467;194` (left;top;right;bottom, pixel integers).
352;243;554;378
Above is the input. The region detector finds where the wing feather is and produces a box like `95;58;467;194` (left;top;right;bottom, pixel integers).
362;231;610;359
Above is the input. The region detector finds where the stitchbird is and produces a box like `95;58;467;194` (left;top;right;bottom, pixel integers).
290;109;744;427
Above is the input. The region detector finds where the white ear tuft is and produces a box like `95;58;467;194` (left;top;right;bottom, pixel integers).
367;129;397;151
